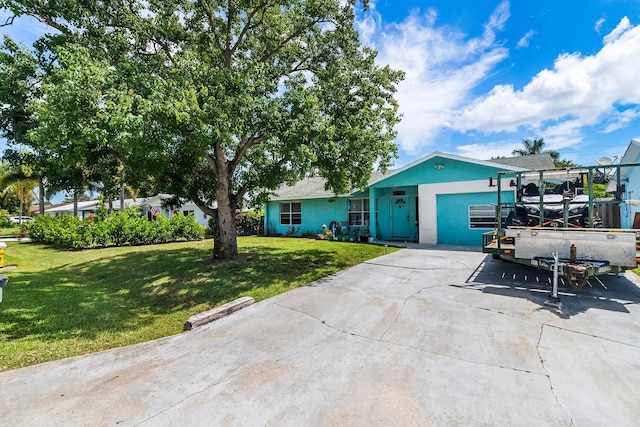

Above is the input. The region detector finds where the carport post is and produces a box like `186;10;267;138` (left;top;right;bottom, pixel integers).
544;252;562;310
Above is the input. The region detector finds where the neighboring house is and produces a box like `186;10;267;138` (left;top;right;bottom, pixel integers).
44;199;140;219
45;200;106;220
138;194;214;226
608;138;640;229
42;194;213;226
264;152;555;245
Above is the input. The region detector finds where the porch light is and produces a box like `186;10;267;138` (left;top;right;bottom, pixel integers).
434;163;445;170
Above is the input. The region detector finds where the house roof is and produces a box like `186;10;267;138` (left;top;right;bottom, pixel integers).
270;172;385;201
606;138;640;192
30;203;69;215
44;198;139;213
488;153;556;170
138;194;217;210
138;194;173;207
619;138;640;166
270;151;537;201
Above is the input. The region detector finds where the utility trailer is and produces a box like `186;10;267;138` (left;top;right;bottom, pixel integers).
483;162;640;289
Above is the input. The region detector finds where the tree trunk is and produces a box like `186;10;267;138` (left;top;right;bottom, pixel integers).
108;198;113;214
213;165;238;259
38;177;45;215
214;201;238;259
120;184;125;211
73;191;79;217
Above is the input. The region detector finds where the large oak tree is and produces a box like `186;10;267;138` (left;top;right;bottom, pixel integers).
2;0;404;259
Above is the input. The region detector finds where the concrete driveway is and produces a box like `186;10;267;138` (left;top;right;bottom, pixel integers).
1;246;640;426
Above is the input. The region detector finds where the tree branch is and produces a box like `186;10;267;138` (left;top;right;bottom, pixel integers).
192;196;216;217
31;14;72;34
229;0;271;57
235;154;289;200
290;56;311;74
225;0;233;66
197;0;224;53
230;135;266;175
259;17;327;64
1;15;15;27
202;150;218;175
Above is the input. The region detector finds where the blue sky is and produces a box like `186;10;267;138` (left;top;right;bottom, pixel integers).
2;0;640;173
356;0;640;167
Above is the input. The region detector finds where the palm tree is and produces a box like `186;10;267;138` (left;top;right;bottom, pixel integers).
0;164;38;222
512;138;560;161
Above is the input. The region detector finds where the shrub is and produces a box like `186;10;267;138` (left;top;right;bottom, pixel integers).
205;211;264;237
0;209;13;228
27;209;205;249
236;210;264;236
170;213;205;241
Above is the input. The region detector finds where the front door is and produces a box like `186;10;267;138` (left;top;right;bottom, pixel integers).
391;196;411;239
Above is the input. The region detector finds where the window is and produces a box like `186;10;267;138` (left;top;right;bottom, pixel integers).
183;210;194;216
469;205;509;229
280;202;301;225
348;198;370;226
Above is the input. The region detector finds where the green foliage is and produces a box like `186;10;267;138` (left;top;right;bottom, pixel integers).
512;138;560;163
236;211;264;236
0;209;13;227
584;183;608;199
285;225;300;237
27;210;205;249
5;0;404;259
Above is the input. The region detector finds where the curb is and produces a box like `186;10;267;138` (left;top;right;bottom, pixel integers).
184;296;255;331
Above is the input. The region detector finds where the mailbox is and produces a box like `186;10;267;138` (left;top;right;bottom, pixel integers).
0;274;7;303
0;241;5;268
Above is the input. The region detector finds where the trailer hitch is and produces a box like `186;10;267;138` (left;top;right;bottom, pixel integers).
563;263;590;289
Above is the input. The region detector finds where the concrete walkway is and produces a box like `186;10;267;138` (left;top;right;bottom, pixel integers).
1;246;640;426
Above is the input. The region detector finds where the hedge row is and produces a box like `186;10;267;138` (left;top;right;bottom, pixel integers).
27;208;205;249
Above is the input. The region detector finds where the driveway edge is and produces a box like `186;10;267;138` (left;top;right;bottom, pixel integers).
184;296;255;330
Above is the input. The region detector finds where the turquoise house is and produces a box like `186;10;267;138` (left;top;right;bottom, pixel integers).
608;138;640;229
264;152;554;245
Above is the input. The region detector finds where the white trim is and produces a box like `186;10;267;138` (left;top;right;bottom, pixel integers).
418;178;515;244
367;151;528;187
279;201;302;225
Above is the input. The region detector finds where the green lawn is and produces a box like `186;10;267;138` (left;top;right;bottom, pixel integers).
0;226;20;238
0;237;399;372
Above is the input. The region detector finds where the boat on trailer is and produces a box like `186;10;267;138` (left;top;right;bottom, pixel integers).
482;162;640;290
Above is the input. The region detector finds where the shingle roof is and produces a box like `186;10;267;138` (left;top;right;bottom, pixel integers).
489;153;556;170
270;171;386;201
270;152;551;201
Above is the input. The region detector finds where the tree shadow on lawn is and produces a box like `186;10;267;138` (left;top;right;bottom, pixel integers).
0;244;336;342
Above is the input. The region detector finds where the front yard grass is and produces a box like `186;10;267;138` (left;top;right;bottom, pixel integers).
0;226;20;238
0;237;398;372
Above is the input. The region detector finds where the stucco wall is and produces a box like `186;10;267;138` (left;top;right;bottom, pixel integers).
265;198;349;236
418;178;516;245
621;166;640;228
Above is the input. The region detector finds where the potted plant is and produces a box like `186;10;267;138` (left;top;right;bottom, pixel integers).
359;227;370;243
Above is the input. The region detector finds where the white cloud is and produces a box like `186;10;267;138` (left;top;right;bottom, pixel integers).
452;17;640;146
455;140;522;160
603;16;630;44
361;2;510;154
516;30;535;49
595;17;606;33
601;108;640;133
